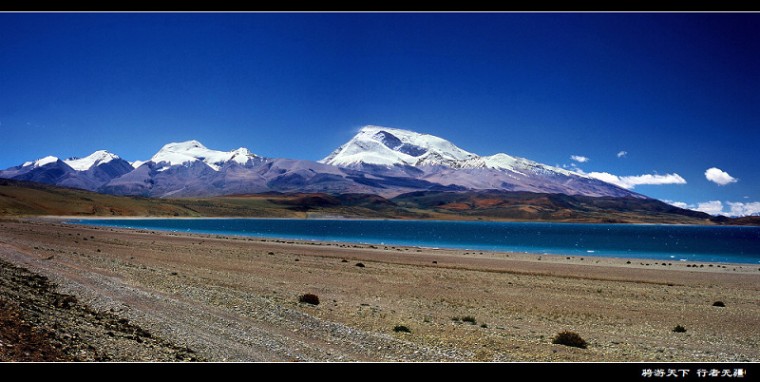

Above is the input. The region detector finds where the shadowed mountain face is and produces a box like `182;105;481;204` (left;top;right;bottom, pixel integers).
0;154;135;192
2;126;642;200
0;158;134;191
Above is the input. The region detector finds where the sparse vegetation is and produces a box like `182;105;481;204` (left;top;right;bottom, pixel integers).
552;330;588;349
393;325;411;333
298;293;320;306
712;301;726;307
673;325;687;333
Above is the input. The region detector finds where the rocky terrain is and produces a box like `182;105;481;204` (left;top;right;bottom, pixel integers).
0;256;200;361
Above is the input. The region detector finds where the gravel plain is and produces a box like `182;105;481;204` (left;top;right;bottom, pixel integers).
0;218;758;362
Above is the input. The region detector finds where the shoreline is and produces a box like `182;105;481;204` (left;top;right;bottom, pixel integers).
0;218;758;361
54;216;760;268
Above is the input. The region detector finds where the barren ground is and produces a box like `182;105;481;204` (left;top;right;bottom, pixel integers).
0;218;758;362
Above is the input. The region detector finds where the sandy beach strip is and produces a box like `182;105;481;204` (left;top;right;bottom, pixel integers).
0;217;758;361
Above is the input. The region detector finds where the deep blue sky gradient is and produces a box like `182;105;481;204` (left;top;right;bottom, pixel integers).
1;13;758;208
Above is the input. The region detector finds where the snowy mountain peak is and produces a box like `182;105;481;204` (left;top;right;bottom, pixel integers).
320;125;478;168
23;156;60;168
158;140;207;152
64;150;120;171
320;125;587;180
463;153;582;178
150;140;258;171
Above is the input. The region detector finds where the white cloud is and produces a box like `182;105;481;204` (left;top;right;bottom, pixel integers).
667;201;689;209
695;200;725;215
727;201;760;217
704;167;737;186
571;155;589;163
587;172;687;189
664;200;760;217
616;151;627;158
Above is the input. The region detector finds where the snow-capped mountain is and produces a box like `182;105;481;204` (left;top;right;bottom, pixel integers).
22;156;61;169
1;127;644;199
323;126;576;176
0;150;134;191
149;140;259;171
99;138;466;198
64;150;121;171
0;156;75;186
321;126;479;169
321;126;639;198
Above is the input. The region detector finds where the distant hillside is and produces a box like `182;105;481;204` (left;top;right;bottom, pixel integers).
391;190;717;224
0;179;405;218
0;179;199;217
0;179;753;225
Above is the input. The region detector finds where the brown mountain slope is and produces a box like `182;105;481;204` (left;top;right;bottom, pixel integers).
391;190;719;224
0;179;753;225
0;179;199;216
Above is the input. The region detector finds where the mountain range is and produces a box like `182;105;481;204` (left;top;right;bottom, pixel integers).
0;125;641;200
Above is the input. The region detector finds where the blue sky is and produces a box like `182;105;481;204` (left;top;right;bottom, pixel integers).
1;13;758;215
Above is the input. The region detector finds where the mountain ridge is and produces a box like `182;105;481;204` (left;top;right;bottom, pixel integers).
1;125;642;200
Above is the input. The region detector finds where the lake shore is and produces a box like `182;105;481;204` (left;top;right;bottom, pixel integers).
0;217;758;361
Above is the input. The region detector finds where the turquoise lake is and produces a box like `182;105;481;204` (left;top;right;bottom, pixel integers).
71;219;760;265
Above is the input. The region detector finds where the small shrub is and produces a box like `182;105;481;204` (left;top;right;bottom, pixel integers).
552;331;588;349
355;262;365;268
393;325;411;333
53;295;77;309
480;323;488;328
673;325;687;333
712;301;726;307
341;259;348;263
299;293;320;306
462;316;477;325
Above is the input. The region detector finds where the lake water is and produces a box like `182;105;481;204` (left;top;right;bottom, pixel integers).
71;219;760;265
